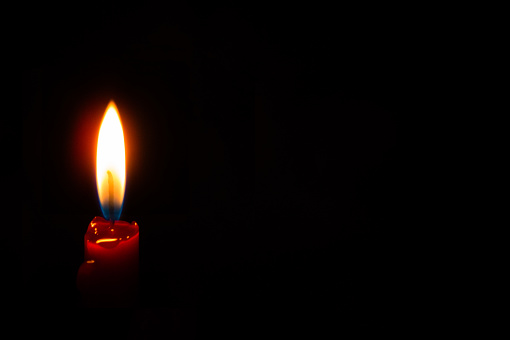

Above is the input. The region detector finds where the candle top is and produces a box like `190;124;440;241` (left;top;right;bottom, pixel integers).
85;216;138;249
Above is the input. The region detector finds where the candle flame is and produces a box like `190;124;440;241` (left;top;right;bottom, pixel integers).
96;100;126;221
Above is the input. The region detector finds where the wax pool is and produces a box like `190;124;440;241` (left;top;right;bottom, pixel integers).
77;216;139;307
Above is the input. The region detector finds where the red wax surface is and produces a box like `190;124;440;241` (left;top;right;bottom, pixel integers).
84;216;139;264
77;216;139;307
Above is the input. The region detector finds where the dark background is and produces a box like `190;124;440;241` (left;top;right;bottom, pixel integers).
22;0;410;335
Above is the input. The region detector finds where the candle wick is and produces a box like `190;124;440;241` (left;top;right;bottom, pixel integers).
107;170;114;225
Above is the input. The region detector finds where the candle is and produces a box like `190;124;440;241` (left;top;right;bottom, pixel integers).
77;100;139;307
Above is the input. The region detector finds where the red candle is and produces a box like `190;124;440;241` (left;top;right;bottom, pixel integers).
77;100;139;307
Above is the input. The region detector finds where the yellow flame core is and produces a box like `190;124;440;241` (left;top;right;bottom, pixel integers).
96;101;126;220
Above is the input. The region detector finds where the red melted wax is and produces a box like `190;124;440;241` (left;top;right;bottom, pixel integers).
85;216;139;249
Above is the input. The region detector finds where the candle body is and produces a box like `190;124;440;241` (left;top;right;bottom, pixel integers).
77;216;139;307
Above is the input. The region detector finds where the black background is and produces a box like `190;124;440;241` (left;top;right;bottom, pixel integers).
22;0;410;335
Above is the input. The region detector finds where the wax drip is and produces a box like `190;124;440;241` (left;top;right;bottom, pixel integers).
107;170;114;227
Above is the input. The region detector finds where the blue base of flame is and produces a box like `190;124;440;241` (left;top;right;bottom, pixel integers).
99;198;124;221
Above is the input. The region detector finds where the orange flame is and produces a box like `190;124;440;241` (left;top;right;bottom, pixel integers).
96;100;126;220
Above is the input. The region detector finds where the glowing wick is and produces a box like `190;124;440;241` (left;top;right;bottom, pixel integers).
107;170;114;226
